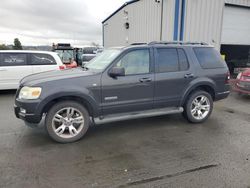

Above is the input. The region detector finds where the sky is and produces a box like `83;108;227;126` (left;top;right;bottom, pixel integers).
0;0;127;46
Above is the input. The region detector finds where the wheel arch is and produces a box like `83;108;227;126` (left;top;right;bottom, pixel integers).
180;82;216;106
39;93;99;118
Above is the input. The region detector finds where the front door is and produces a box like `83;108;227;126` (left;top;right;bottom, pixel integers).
101;48;154;115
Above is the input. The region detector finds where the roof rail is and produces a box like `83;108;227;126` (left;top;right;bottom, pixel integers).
148;41;208;45
130;42;147;45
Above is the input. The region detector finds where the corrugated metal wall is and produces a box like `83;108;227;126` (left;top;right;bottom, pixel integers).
183;0;225;49
127;0;162;44
103;0;163;47
162;0;175;41
103;0;248;49
225;0;250;6
103;9;127;47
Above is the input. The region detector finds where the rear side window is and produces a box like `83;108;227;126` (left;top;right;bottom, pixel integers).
194;47;225;69
0;53;27;66
156;48;179;72
30;53;56;65
155;48;189;73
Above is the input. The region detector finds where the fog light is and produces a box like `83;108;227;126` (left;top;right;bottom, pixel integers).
20;108;26;114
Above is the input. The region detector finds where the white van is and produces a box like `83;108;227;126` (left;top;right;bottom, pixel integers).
0;51;65;90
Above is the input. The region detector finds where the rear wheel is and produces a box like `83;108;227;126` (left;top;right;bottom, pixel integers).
184;90;213;123
45;101;90;143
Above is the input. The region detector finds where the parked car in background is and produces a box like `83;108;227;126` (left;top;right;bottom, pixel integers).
0;50;65;90
79;46;104;66
82;46;98;54
81;54;96;66
14;42;230;143
234;68;250;95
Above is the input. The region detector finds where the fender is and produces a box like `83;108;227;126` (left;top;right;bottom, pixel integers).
36;87;100;118
179;77;216;106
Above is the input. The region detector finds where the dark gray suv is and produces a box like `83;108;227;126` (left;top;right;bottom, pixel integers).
14;42;230;143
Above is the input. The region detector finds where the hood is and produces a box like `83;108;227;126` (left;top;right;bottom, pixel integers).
20;68;96;86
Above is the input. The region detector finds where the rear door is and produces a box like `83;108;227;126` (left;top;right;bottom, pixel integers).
29;53;59;73
0;53;32;89
101;48;154;115
154;47;194;108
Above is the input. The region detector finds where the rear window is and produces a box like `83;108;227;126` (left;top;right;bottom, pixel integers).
0;53;27;66
194;47;225;69
30;53;56;65
82;55;96;62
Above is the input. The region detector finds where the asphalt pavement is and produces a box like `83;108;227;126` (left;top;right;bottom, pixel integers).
0;90;250;188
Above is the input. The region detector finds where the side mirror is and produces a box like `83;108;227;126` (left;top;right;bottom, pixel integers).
109;67;125;77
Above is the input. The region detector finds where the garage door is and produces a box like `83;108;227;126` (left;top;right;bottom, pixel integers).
221;5;250;45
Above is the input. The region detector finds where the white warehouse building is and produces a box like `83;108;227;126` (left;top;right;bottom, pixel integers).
102;0;250;75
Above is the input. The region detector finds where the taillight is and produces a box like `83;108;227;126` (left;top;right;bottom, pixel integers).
59;65;66;70
225;71;230;84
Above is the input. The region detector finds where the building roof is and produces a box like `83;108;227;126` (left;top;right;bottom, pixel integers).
102;0;140;24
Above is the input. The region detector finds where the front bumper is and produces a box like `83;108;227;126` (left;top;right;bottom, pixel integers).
14;98;43;123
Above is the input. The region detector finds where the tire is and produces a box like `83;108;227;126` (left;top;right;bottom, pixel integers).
45;101;90;143
183;90;213;123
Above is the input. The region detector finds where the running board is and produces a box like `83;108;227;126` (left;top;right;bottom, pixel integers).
94;107;183;125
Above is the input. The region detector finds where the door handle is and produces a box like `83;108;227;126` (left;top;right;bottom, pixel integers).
139;77;152;83
184;73;194;78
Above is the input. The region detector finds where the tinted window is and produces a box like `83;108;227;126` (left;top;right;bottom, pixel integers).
178;49;189;71
30;53;56;65
194;47;225;69
0;53;27;66
156;48;179;72
116;49;150;75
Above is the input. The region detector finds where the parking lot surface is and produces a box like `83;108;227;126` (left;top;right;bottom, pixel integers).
0;90;250;188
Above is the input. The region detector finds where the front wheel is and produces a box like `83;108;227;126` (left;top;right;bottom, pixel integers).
184;90;213;123
45;101;90;143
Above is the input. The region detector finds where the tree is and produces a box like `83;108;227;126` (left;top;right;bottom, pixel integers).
13;38;23;50
0;44;9;50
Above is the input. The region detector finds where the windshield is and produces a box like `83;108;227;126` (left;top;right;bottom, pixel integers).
85;49;121;71
56;50;74;63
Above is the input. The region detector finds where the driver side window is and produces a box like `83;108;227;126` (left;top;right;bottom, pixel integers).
116;49;150;75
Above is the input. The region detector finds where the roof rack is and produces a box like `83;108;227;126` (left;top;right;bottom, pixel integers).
148;41;208;45
130;43;147;45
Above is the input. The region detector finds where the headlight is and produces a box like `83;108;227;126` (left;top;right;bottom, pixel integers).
18;86;42;100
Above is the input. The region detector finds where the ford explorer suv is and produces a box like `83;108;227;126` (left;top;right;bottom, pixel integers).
0;50;65;90
14;42;230;143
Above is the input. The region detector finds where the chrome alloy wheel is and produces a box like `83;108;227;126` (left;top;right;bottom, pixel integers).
190;95;210;120
52;107;84;139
